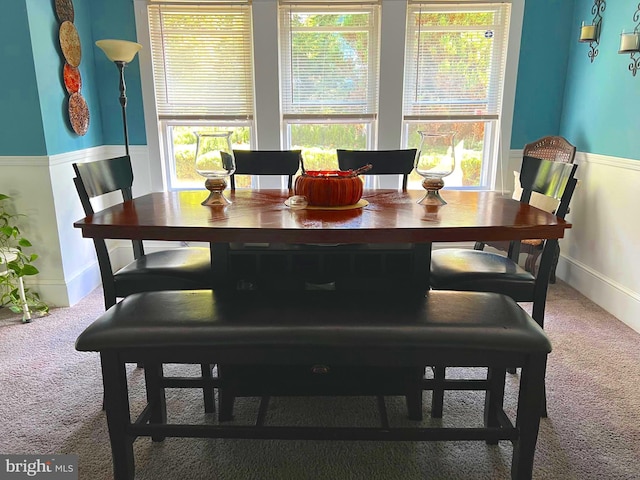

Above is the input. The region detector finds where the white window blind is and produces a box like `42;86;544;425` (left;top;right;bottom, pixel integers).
148;1;254;120
404;2;510;120
279;1;380;119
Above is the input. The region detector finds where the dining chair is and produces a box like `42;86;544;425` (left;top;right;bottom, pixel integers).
428;156;578;418
474;136;576;282
223;150;303;290
336;148;417;190
231;149;302;189
73;155;216;411
72;156;213;310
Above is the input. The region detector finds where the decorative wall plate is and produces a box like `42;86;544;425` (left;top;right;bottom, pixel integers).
63;63;81;94
55;0;74;24
59;21;81;67
68;92;90;136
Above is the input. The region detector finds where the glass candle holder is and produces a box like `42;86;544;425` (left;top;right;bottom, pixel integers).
194;131;236;206
414;131;456;205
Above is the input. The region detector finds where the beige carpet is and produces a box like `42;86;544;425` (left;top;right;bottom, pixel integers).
1;282;639;479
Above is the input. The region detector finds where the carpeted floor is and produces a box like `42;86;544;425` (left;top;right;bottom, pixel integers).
1;282;639;479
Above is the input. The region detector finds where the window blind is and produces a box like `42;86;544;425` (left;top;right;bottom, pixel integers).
279;1;380;118
403;2;510;120
148;2;254;120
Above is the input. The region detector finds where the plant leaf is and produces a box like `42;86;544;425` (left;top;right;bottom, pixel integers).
18;238;32;247
21;265;39;276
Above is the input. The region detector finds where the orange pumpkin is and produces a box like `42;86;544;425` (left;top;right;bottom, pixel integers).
294;171;363;207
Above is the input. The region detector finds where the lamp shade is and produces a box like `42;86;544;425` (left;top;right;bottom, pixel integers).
96;39;142;63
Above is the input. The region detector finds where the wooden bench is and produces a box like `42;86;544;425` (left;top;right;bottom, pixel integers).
75;289;551;480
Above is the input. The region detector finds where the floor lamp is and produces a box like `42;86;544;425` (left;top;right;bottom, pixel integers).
95;39;142;157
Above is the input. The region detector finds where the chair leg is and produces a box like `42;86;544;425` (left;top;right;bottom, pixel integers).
549;244;561;284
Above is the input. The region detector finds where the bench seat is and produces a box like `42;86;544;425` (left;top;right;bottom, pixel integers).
76;289;551;480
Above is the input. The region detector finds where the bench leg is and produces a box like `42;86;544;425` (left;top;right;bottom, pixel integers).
101;352;135;480
217;364;235;422
484;367;506;445
431;365;445;418
201;364;216;414
144;362;167;442
511;355;547;480
405;367;425;421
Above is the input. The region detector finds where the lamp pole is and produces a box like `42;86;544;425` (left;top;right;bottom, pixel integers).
115;60;130;156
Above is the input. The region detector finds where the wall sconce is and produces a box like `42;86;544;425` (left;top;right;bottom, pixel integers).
618;4;640;76
579;0;606;63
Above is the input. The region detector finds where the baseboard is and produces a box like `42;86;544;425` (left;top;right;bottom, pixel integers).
556;254;640;334
29;262;102;308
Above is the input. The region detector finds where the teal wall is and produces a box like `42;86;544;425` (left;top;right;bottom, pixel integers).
1;0;638;161
0;1;46;156
26;0;103;155
511;0;575;148
560;0;640;160
89;0;146;148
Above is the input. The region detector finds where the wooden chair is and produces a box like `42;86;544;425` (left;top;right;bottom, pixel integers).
429;156;578;417
231;150;302;189
336;149;417;190
475;136;576;281
73;155;215;411
72;156;213;310
220;150;303;290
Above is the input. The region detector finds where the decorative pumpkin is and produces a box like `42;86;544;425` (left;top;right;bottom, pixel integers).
294;170;364;207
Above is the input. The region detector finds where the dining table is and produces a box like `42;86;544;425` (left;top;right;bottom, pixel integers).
73;188;572;292
74;187;571;415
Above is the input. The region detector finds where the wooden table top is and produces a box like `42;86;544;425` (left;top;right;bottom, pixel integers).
74;189;571;244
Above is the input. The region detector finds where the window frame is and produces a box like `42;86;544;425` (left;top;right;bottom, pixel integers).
279;1;382;154
401;1;512;190
133;0;524;193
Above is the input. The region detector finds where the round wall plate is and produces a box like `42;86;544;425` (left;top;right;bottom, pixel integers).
63;63;82;94
68;92;90;136
59;21;81;68
55;0;75;23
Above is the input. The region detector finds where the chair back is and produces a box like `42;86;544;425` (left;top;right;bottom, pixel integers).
73;156;143;307
518;155;578;218
523;136;576;164
336;149;417;190
231;150;302;189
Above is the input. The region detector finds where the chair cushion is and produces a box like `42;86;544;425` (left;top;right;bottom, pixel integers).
430;249;535;302
114;247;212;296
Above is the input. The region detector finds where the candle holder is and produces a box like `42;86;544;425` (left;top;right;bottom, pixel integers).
194;131;236;206
414;131;456;206
618;4;640;76
579;0;606;63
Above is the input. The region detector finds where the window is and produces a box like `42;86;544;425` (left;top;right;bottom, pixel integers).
279;1;380;170
403;2;511;188
148;1;254;189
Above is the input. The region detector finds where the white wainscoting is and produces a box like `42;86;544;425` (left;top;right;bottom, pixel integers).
506;150;640;334
0;146;151;307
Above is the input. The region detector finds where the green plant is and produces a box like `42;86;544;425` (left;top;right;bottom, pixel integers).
0;194;48;319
